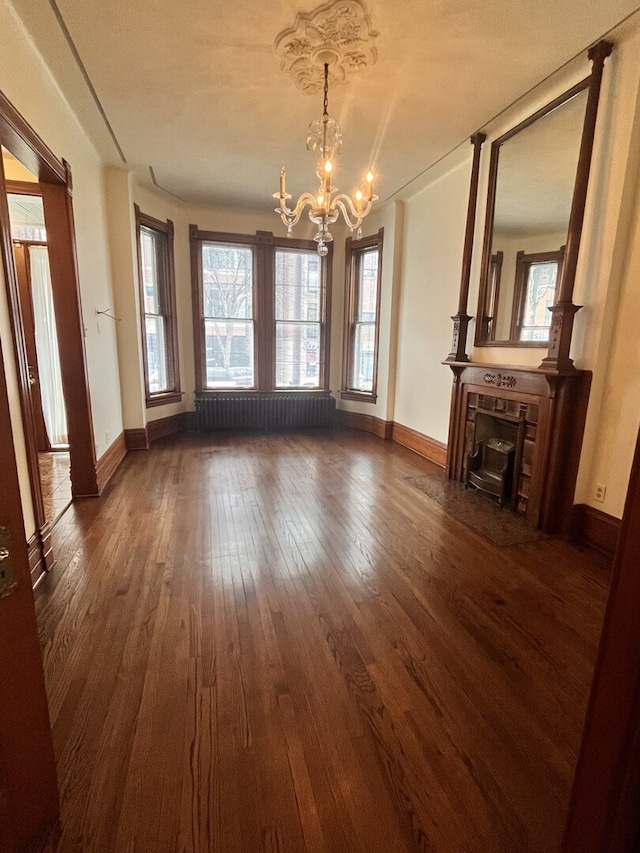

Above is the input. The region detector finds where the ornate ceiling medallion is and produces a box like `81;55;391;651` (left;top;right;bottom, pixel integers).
274;0;378;94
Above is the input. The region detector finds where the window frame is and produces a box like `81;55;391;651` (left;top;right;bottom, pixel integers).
135;205;181;407
273;243;329;391
341;228;384;403
510;245;565;342
190;227;332;393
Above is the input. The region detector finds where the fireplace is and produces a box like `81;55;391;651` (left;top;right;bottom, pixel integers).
466;409;525;508
445;364;591;535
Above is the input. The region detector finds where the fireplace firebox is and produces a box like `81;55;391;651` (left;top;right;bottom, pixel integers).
466;408;525;508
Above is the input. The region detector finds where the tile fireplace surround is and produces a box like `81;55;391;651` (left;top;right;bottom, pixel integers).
445;363;591;535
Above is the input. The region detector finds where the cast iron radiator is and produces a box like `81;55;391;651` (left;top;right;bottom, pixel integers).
195;392;336;431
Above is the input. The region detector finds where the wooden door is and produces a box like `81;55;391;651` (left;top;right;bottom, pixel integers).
0;336;59;849
13;241;50;451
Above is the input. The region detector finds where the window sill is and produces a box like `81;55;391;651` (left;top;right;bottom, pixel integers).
146;391;183;408
340;390;377;403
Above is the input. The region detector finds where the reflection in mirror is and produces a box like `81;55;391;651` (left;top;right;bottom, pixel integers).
477;82;589;346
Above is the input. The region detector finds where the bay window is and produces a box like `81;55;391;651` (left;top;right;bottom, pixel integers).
135;206;181;406
342;229;383;402
190;228;331;392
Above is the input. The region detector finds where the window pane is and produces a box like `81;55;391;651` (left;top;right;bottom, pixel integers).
275;322;320;388
140;228;160;314
7;194;47;241
356;249;379;322
202;244;253;319
145;315;168;392
204;319;254;388
275;250;320;321
520;260;558;341
351;323;375;391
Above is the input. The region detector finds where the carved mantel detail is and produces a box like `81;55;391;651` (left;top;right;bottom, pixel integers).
483;372;517;389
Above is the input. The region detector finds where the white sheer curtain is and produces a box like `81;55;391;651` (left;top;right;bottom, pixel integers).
29;245;68;446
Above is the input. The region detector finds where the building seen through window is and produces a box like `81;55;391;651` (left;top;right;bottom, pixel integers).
342;229;383;401
193;230;330;392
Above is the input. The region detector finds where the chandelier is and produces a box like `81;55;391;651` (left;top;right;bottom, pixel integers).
273;59;377;256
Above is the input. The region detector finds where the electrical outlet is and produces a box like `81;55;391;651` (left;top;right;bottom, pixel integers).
594;483;606;503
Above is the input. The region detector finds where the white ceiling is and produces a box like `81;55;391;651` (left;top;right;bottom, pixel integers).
8;0;640;211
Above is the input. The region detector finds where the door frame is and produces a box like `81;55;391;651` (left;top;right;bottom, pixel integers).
563;423;640;851
0;89;98;585
0;335;59;852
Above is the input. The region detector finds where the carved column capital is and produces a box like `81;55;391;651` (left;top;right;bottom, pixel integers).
444;313;473;363
538;302;581;373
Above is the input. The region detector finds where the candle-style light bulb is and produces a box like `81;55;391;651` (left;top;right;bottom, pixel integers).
355;189;363;212
366;170;374;200
280;168;286;195
323;160;332;194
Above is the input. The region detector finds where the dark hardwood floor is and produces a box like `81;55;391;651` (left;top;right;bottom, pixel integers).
35;429;611;852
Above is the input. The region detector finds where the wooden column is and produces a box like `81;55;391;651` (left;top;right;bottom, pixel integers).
540;41;612;372
41;165;99;497
444;132;486;363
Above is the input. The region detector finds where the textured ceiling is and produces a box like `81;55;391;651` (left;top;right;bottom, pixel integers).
8;0;640;211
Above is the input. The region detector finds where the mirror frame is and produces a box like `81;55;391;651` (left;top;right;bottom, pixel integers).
474;77;590;348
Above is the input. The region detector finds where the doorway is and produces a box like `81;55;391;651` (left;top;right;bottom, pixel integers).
6;178;72;526
0;94;99;587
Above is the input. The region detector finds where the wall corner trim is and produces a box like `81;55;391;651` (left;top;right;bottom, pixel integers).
570;503;621;555
96;432;127;493
338;410;393;439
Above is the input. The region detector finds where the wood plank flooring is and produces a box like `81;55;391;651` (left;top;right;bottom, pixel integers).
38;450;72;525
35;430;611;852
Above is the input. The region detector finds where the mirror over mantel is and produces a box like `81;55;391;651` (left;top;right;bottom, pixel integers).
475;79;589;347
444;40;613;372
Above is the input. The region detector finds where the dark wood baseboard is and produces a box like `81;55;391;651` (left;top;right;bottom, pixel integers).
338;410;393;440
27;532;44;586
338;411;447;467
570;503;622;555
124;428;150;451
96;432;127;493
40;523;54;572
148;412;188;442
28;522;55;588
391;422;447;468
125;413;188;452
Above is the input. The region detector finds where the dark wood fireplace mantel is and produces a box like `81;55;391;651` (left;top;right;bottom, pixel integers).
445;362;591;535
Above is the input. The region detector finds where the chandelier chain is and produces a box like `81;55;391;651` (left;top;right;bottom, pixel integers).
323;63;329;118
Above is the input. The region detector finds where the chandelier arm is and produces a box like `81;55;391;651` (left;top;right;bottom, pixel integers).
274;192;317;228
333;195;364;231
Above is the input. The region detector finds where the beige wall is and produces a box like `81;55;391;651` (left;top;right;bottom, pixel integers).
392;148;471;442
103;167;145;430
